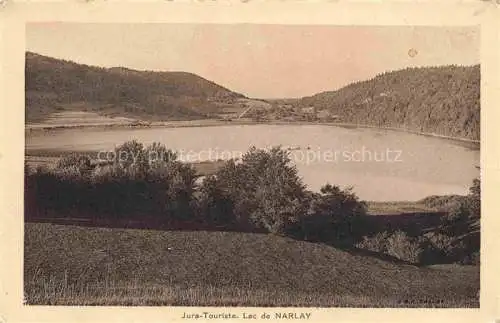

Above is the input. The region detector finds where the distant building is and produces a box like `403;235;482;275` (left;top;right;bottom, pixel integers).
301;106;316;114
317;110;329;119
129;120;152;127
317;110;340;121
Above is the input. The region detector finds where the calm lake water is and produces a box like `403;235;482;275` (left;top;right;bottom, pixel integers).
26;124;480;201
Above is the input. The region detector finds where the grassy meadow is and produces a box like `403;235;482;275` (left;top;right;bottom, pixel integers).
24;222;479;307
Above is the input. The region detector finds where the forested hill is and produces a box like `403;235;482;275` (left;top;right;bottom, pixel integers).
25;52;245;122
299;65;480;140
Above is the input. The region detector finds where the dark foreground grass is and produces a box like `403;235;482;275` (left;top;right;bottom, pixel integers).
24;223;479;307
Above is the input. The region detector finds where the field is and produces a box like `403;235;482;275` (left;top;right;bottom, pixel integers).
26;111;137;129
24;222;479;307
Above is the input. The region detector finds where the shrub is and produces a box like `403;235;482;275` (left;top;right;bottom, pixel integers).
441;200;477;238
155;161;197;220
292;184;367;244
27;141;198;221
468;178;480;219
356;231;422;264
356;231;391;253
418;232;456;264
444;200;471;224
315;184;367;218
196;175;236;226
424;232;455;254
56;153;92;172
423;232;478;265
385;231;423;264
144;142;178;168
54;165;87;180
442;178;480;226
345;179;481;266
460;251;480;265
212;146;308;234
112;140;148;175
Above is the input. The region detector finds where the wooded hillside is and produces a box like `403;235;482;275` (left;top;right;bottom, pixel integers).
25;52;245;122
298;65;480;140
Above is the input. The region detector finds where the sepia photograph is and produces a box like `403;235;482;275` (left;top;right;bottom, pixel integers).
21;23;482;308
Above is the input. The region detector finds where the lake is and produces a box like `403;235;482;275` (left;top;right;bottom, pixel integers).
25;124;480;201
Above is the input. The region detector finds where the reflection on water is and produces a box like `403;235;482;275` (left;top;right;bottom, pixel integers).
26;125;480;201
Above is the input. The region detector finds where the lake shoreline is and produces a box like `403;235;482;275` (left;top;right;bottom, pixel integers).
26;119;480;145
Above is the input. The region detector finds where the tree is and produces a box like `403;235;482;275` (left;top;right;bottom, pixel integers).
212;146;308;233
144;142;178;169
196;175;235;226
113;140;148;175
293;184;367;243
468;177;480;219
443;177;481;227
71;141;198;220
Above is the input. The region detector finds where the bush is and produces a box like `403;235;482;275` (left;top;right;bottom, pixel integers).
425;178;480;265
468;178;480;219
196;175;236;226
28;144;371;236
460;251;480;265
356;231;423;265
56;153;92;172
347;179;481;266
112;140;148;175
418;232;456;264
356;229;478;266
26;141;197;221
144;142;178;168
291;184;367;244
421;231;479;265
423;232;455;254
211;146;309;234
442;178;480;225
444;199;471;224
385;231;423;264
356;231;391;253
54;165;88;180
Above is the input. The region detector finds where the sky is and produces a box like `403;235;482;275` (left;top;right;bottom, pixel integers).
26;23;479;98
